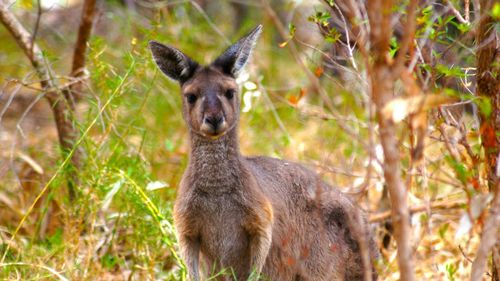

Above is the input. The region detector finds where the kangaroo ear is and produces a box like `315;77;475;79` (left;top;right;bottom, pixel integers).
149;41;198;83
212;25;262;77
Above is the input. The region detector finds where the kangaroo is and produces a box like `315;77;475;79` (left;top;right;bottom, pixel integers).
149;25;378;281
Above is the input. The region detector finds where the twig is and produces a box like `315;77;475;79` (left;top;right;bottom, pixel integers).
31;0;42;56
188;1;231;45
464;0;470;23
445;0;469;24
471;181;500;281
459;245;473;264
393;0;418;75
437;122;461;163
472;0;480;22
369;200;465;222
294;37;363;82
257;81;291;141
331;1;358;70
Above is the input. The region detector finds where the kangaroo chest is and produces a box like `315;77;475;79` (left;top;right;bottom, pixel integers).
184;140;254;273
189;191;251;270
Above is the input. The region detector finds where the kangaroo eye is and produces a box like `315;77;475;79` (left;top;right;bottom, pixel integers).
186;94;197;104
225;89;235;100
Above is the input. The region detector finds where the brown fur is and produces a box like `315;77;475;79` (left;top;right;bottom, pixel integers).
150;25;378;281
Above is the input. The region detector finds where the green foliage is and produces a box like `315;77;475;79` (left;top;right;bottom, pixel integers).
325;28;341;44
308;11;331;27
445;262;458;281
445;155;469;185
438;223;450;240
435;64;466;78
389;37;400;58
101;253;120;269
474;96;493;117
492;3;500;19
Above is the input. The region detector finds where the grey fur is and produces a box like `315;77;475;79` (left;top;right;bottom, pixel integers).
149;40;198;83
212;25;262;77
151;25;378;281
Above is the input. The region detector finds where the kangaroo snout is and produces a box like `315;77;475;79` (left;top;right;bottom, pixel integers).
201;114;226;136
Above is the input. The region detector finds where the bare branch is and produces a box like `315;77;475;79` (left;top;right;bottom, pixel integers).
369;199;466;223
31;0;42;56
393;0;418;74
464;0;470;23
445;0;469;24
0;2;49;84
471;180;500;281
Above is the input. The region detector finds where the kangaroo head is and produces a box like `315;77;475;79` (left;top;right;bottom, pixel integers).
149;25;262;139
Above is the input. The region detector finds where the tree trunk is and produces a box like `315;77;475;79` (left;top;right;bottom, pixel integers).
367;1;416;280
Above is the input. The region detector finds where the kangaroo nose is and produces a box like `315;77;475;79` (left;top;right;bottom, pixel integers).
204;115;224;130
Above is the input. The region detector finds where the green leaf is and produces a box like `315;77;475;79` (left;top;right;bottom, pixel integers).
435;64;466;78
438;223;449;239
46;228;63;249
325;28;341;43
101;253;119;269
288;23;296;37
475;97;492;117
445;262;458;281
445;156;469;184
492;2;500;20
308;11;331;27
165;139;175;152
389;36;400;58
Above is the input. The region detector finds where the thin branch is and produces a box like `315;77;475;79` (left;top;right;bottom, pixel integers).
331;1;358;70
445;0;469;24
393;0;418;74
369;199;466;222
471;180;500;281
31;0;42;56
0;2;50;83
189;1;231;45
464;0;470;22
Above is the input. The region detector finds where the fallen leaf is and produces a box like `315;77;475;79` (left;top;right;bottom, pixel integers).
102;180;123;210
279;40;289;48
382;94;457;123
455;213;472;239
146;181;169;191
288;95;299;105
314;66;324;77
17;151;44;174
